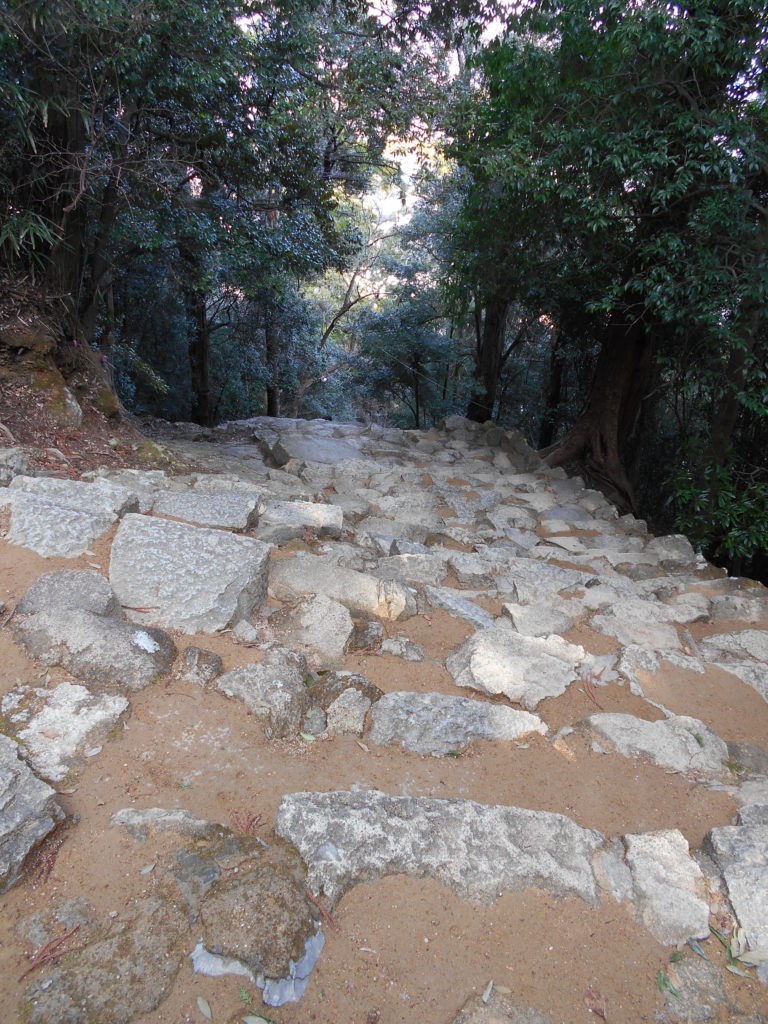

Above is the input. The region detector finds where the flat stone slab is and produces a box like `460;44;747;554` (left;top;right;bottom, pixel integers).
110;807;222;841
15;608;176;692
1;682;129;781
446;622;585;709
0;734;64;894
701;630;768;663
150;489;262;529
591;610;681;651
501;600;577;637
17;569;121;618
424;586;496;630
9;475;139;516
704;823;768;967
0;492;117;558
585;713;729;777
374;552;450;585
269;554;416;620
110;514;271;632
257;498;343;542
263;433;366;465
276;791;603;906
624;830;709;945
369;692;547;756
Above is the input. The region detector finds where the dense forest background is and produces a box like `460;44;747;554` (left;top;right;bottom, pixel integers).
1;0;767;579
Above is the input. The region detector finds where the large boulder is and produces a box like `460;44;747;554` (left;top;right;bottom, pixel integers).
15;608;176;692
446;622;585;709
109;514;271;632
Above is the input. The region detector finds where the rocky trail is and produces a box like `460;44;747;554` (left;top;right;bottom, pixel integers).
0;414;767;1024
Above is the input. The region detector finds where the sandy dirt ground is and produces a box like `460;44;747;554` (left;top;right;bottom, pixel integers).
0;411;766;1024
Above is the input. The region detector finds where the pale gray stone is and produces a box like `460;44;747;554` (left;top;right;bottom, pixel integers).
424;585;496;630
585;713;728;778
15;608;176;692
591;610;681;651
323;688;371;736
446;622;585;709
9;474;139;516
257;498;343;542
0;734;64;893
1;492;117;558
151;489;262;529
23;897;186;1024
369;692;547;756
110;514;271;632
704;823;768;962
623;830;710;945
710;593;768;623
356;514;439;544
2;682;128;781
110;807;223;841
501;600;576;637
269;554;416;620
701;630;768;663
273;594;354;669
89;466;171;511
373;552;449;585
275;791;603;905
0;446;29;484
645;533;697;565
738;805;768;825
447;552;496;588
17;569;121;618
215;650;309;738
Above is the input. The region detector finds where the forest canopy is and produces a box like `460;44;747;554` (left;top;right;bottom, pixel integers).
1;0;767;576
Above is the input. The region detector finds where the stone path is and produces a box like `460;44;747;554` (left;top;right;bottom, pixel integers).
0;414;767;1024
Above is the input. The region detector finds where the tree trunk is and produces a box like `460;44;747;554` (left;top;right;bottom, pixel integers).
189;294;212;425
544;311;652;513
466;295;509;422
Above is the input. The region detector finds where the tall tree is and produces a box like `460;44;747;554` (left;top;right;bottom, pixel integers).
446;0;768;509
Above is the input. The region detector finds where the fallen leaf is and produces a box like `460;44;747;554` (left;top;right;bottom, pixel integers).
197;995;213;1020
726;963;752;978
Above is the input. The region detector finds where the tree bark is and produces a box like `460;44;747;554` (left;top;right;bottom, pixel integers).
543;311;652;513
189;293;212;425
466;295;509;422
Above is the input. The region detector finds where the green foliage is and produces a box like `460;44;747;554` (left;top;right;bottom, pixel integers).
670;458;768;564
